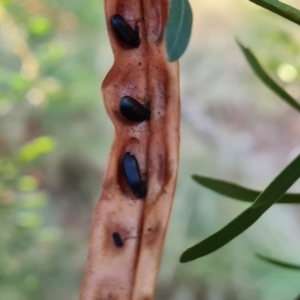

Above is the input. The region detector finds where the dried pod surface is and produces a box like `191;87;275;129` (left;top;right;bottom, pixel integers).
80;0;180;299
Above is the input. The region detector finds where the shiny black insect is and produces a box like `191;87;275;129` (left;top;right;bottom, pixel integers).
122;152;147;198
111;14;140;48
120;96;150;122
112;232;124;248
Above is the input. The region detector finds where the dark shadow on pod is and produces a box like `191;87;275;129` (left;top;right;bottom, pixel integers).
120;96;150;122
112;232;124;248
111;14;140;48
122;152;147;198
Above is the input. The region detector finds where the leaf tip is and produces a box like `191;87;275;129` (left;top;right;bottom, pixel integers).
167;54;178;63
234;37;241;45
179;251;191;263
235;38;247;52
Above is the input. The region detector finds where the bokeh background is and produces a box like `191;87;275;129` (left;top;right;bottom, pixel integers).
1;0;300;299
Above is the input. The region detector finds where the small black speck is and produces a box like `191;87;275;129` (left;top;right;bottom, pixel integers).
147;228;152;232
112;232;124;248
139;62;141;65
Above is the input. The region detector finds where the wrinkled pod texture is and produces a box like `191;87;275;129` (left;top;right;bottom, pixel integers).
80;0;180;299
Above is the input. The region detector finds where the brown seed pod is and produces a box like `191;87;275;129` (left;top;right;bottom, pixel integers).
80;0;180;299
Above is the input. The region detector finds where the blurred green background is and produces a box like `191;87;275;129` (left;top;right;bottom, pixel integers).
0;0;300;299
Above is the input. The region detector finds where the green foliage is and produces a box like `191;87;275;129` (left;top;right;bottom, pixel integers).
19;137;55;162
29;16;52;37
256;254;300;271
178;0;300;271
237;41;300;113
181;154;300;262
0;159;74;299
249;0;300;26
0;0;105;298
192;174;300;203
165;0;193;61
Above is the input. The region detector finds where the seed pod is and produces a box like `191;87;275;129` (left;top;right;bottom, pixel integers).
112;232;124;248
80;1;180;299
111;14;140;48
122;152;147;198
120;96;150;122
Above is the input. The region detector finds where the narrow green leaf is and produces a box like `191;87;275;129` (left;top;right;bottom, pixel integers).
237;41;300;113
180;153;300;263
192;175;300;204
165;0;193;62
250;0;300;27
256;253;300;271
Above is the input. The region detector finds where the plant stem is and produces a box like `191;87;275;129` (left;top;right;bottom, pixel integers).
250;0;300;26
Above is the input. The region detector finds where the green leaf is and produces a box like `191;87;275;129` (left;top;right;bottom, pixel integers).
22;274;39;292
165;0;193;62
256;253;300;271
17;212;43;229
180;153;300;263
22;193;48;208
37;227;61;244
249;0;300;27
237;41;300;113
29;16;52;36
192;175;300;204
19;136;55;162
18;176;38;192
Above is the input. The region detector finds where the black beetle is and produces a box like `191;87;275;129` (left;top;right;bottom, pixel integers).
112;232;124;248
122;152;147;198
120;96;150;122
111;14;140;48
